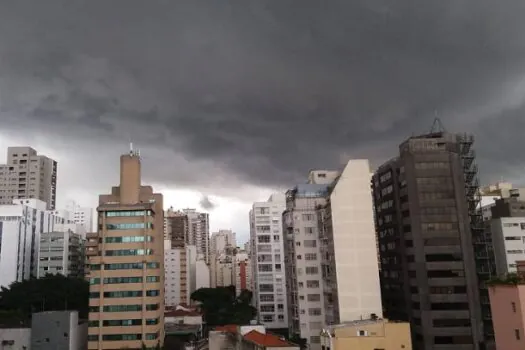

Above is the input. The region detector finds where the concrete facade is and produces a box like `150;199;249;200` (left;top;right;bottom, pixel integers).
250;193;288;330
488;283;525;350
86;151;164;349
31;311;87;350
38;229;84;278
320;318;412;350
0;199;76;288
372;132;484;349
0;147;57;210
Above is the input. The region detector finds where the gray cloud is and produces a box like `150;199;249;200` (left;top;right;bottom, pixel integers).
1;0;525;191
199;195;217;211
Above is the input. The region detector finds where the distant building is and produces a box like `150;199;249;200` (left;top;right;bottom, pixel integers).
0;147;57;209
320;318;412;350
0;199;76;288
66;200;93;237
249;193;288;331
38;229;84;278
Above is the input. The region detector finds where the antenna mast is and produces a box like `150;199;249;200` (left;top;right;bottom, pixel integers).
430;111;446;134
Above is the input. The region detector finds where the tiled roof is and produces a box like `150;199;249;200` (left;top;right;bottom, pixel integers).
214;324;238;333
243;330;297;348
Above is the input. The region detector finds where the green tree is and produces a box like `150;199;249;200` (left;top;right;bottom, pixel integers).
191;286;256;326
0;274;89;319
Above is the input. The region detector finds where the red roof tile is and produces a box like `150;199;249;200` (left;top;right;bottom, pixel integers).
243;330;296;348
214;325;238;333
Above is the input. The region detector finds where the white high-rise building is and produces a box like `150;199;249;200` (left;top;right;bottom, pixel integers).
65;200;93;237
0;147;57;210
249;193;288;331
284;160;382;349
0;199;75;287
210;230;236;255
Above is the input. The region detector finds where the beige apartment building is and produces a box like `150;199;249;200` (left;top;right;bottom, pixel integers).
86;150;164;350
0;146;57;209
320;318;412;350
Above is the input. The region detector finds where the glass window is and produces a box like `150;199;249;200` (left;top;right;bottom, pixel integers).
103;277;143;284
105;210;152;217
104;236;153;243
106;222;152;230
102;305;142;312
104;249;153;256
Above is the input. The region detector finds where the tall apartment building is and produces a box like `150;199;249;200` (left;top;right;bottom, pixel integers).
233;249;252;296
38;229;84;278
250;193;288;332
372;131;484;350
86;150;164;350
164;207;187;241
283;184;329;348
184;209;211;264
210;230;236;287
0;147;57;210
164;239;191;307
0;198;76;287
66;200;94;237
316;161;382;325
283;161;381;349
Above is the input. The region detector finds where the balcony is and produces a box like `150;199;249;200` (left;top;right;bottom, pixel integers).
86;232;98;239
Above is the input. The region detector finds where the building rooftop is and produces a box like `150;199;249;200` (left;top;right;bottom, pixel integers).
243;330;296;348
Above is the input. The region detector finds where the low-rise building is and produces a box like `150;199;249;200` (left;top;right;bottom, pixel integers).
209;324;299;350
320;318;412;350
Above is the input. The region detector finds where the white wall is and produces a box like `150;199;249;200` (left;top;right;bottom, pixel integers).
0;328;31;349
195;259;210;289
164;240;183;307
492;217;525;275
330;160;383;321
250;193;288;329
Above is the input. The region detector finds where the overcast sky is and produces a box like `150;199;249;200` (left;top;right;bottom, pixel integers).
1;0;525;241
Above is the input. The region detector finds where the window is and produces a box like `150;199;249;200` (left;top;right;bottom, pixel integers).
505;236;522;241
103;277;142;284
507;250;524;254
302;214;314;221
106;210;152;217
307;294;321;302
310;336;321;344
358;330;368;336
103;305;142;312
102;334;142;341
308;308;322;316
304;240;317;248
305;253;317;261
258;264;273;272
106;222;152;230
105;249;153;256
512;302;517;312
307;280;319;288
146;276;160;282
258;235;271;243
516;329;521;340
104;236;153;243
260;305;275;313
260;294;274;302
102;319;142;326
305;267;319;275
103;291;142;298
304;227;315;234
259;284;274;292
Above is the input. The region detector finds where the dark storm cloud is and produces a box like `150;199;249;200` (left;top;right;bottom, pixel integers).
199;195;217;211
1;0;525;188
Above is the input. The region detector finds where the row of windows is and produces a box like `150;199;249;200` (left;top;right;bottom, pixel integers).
105;210;153;217
88;318;159;327
89;262;160;270
89;276;160;285
89;290;160;298
88;333;159;341
89;304;160;312
104;249;153;256
106;223;153;230
105;236;153;243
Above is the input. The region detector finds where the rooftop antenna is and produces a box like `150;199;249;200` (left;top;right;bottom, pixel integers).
129;142;134;156
430;111;446;134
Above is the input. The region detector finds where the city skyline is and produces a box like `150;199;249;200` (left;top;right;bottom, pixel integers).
2;0;525;244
